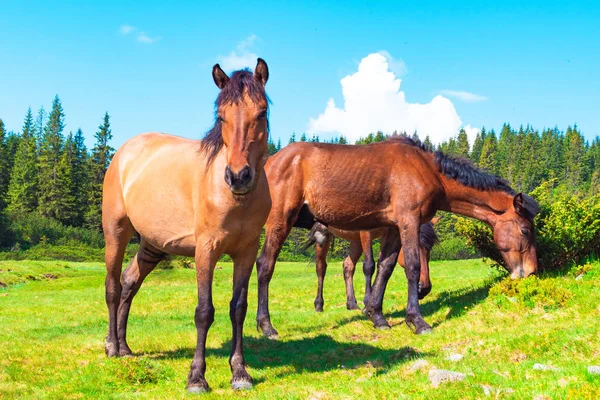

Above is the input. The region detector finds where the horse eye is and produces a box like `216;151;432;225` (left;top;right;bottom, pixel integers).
257;110;267;120
520;228;529;236
217;115;225;123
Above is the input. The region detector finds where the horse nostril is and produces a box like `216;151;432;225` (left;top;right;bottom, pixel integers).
238;166;252;186
224;166;234;186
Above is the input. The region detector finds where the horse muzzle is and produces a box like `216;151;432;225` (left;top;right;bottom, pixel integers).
225;165;254;195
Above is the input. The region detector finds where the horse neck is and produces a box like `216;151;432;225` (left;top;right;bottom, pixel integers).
438;175;513;227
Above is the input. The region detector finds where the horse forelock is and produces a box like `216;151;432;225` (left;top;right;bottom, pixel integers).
199;69;270;165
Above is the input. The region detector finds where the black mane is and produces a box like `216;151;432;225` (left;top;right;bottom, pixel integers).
388;135;539;218
200;69;269;164
420;222;438;252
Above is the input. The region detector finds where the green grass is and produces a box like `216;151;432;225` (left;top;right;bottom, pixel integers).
1;259;599;399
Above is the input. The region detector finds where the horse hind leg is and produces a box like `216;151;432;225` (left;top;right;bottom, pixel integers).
104;215;134;357
313;236;331;312
117;239;164;356
343;240;362;310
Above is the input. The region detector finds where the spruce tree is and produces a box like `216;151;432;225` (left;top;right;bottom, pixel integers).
85;113;114;230
38;95;70;220
423;135;433;150
338;135;348;145
0;119;9;210
69;128;89;226
300;132;307;142
289;132;296;144
470;127;486;163
7;109;39;214
479;130;499;174
563;125;587;188
456;129;470;158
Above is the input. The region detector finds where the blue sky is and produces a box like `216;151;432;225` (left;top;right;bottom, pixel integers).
1;1;599;149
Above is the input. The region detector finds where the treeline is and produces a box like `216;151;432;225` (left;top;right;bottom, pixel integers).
0;96;114;250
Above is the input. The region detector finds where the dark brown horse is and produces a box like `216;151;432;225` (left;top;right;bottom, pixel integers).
257;137;539;338
307;221;438;312
102;59;271;392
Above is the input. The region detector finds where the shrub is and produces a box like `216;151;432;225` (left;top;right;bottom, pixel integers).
455;180;600;271
490;276;571;309
429;236;477;261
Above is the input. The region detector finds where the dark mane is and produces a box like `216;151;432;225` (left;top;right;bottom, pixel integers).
419;222;438;251
387;135;540;218
199;69;269;164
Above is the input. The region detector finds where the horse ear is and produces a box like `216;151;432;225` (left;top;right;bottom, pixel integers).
430;215;442;225
212;64;229;89
254;58;269;86
513;193;526;216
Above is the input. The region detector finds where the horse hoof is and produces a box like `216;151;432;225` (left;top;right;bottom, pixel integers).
119;345;133;357
346;303;360;311
416;326;433;335
267;332;279;340
406;316;432;335
376;323;391;330
104;342;119;358
315;306;324;313
187;385;209;394
232;380;253;391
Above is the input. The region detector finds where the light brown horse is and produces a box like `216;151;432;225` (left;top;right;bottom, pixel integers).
102;59;271;392
256;137;539;338
309;220;439;313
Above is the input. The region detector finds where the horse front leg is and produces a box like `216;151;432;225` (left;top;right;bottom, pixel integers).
256;222;293;339
228;240;259;390
362;229;400;329
401;220;432;334
360;231;375;306
186;241;218;393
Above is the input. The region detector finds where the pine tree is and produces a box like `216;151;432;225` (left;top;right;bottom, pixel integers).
338;135;348;145
7;108;39;214
300;132;307;142
267;137;277;155
35;106;46;140
85;113;115;230
375;131;386;142
456;129;470;158
423;135;433;150
479;130;499;174
470;127;486;163
289;132;296;144
0;119;9;210
276;138;282;152
38;95;70;220
563;125;587;188
61;129;89;226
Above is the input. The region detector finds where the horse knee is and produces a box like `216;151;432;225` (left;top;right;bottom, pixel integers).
195;304;215;329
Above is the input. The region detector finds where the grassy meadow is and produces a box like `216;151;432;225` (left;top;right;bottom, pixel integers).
1;258;600;399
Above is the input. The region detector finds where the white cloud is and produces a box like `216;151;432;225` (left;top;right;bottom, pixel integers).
308;52;468;144
217;34;259;71
463;124;481;147
439;90;488;103
378;50;407;76
137;33;160;44
120;24;136;35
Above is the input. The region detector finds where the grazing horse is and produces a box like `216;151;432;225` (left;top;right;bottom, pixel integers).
102;59;271;392
308;220;438;313
256;137;539;339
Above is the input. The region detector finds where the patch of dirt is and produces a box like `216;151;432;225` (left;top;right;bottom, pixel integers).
43;274;58;280
0;281;6;288
510;352;527;363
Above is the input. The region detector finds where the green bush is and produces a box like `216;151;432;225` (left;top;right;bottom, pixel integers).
6;212;104;249
490;276;571;309
429;236;477;261
455;180;600;271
